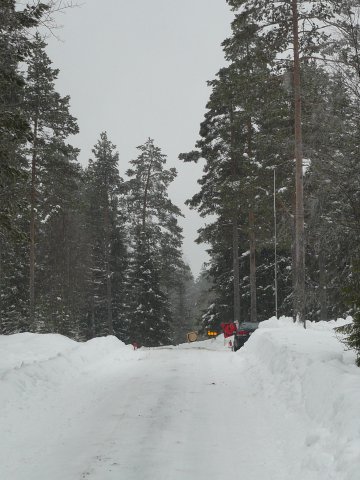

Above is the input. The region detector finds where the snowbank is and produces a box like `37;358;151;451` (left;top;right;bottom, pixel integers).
1;320;359;480
0;333;137;406
236;316;360;480
0;333;145;480
0;332;76;372
0;332;134;374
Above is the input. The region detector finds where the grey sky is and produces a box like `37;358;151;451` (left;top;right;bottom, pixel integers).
46;0;233;278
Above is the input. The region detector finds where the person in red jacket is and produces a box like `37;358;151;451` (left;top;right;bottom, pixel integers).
220;322;237;338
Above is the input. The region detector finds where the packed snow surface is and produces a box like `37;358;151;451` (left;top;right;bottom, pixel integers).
1;317;359;480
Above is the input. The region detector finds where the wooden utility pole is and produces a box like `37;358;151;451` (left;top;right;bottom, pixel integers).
292;0;306;328
230;105;241;325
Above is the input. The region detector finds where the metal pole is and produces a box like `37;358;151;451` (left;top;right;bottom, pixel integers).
274;169;278;318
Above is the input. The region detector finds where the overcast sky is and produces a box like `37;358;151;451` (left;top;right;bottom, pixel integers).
46;0;233;278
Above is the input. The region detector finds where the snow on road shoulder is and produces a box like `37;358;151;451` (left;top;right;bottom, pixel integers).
0;333;136;377
0;333;139;410
0;333;144;480
237;316;360;480
1;319;359;480
0;332;76;372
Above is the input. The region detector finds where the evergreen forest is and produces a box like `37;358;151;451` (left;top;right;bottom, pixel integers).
1;0;360;360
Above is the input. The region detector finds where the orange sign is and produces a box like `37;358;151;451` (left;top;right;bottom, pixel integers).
207;331;218;337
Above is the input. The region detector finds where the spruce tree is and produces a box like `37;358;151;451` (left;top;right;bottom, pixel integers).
192;266;215;332
85;132;128;338
168;262;196;343
126;138;183;346
128;228;173;347
35;139;84;336
337;261;360;366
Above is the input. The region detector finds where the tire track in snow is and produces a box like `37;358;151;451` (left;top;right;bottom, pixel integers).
79;347;291;480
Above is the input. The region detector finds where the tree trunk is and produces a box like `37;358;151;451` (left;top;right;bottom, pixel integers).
273;169;278;318
177;281;186;343
249;209;257;322
29;116;38;328
292;0;306;327
247;117;257;322
232;216;241;324
66;218;72;321
319;248;327;321
90;286;95;339
104;198;113;335
230;105;240;324
346;8;360;80
0;240;2;331
291;201;297;322
62;211;72;333
142;144;154;232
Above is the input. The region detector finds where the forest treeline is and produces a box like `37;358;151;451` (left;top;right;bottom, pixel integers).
1;1;360;358
180;0;360;359
0;1;207;346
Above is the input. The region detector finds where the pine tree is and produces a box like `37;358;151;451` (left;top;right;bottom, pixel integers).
300;65;352;320
0;3;48;333
222;16;293;322
180;48;294;326
0;1;48;234
180;66;246;325
227;0;349;325
24;34;79;328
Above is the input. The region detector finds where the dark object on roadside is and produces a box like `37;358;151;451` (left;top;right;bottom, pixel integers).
233;322;259;352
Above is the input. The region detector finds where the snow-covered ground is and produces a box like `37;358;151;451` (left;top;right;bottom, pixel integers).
1;317;359;480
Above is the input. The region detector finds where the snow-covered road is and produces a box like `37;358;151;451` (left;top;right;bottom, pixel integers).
1;318;359;480
69;346;290;480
